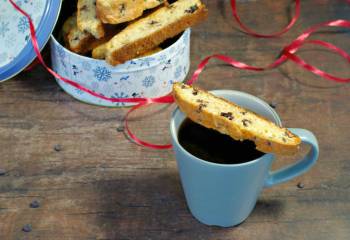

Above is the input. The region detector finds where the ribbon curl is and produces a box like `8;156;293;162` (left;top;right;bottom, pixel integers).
230;0;301;38
9;0;350;149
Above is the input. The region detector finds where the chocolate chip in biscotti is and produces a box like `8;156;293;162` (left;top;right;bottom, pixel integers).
185;4;198;13
149;20;161;26
221;112;234;120
196;103;208;113
284;130;294;138
119;3;126;15
242;119;252;127
80;5;88;11
192;89;198;95
172;82;302;155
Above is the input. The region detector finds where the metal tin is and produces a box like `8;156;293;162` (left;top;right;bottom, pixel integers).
1;0;191;106
50;29;191;107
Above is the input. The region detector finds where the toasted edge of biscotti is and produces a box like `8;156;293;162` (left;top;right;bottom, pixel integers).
96;0;145;24
144;0;167;9
77;0;105;39
92;43;162;59
172;83;302;155
105;0;208;65
67;24;120;54
61;14;78;44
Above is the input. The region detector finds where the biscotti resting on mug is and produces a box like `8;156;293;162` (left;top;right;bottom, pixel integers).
172;83;302;155
77;0;105;39
96;0;166;24
104;0;208;65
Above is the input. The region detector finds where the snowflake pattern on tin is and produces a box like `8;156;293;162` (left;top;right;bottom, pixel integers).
4;33;16;48
113;92;129;107
174;66;182;79
138;58;155;67
0;0;46;68
142;76;155;88
0;22;10;38
56;45;66;59
75;88;84;95
157;54;167;62
17;16;29;33
82;61;91;71
90;81;100;91
93;66;112;82
51;29;191;107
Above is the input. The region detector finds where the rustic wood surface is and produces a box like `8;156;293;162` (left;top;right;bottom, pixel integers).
0;0;349;239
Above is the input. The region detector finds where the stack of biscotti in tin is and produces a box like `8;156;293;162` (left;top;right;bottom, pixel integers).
61;0;208;66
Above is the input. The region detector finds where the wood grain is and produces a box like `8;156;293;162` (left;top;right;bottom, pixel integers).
0;0;349;239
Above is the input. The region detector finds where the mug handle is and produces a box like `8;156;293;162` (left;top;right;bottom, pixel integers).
264;128;319;188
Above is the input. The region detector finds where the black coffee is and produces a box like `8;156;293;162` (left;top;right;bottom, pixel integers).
178;118;264;164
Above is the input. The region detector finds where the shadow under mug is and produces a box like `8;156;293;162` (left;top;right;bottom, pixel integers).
170;90;319;227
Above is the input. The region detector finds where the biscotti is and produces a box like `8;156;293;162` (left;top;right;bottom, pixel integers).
104;0;208;65
172;83;301;155
144;0;167;9
96;0;165;24
66;14;121;54
66;15;95;53
138;47;162;57
61;14;77;42
92;42;161;59
77;0;105;39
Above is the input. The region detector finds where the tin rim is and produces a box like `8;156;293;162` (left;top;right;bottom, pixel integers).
0;0;62;82
50;29;191;73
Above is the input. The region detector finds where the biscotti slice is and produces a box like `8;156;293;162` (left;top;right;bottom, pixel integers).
96;0;166;24
138;47;162;57
96;0;143;24
144;0;167;9
173;83;301;155
61;14;77;43
67;18;121;54
92;42;161;59
66;14;94;53
77;0;105;39
105;0;208;66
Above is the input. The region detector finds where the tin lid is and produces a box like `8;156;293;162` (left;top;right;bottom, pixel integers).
0;0;62;82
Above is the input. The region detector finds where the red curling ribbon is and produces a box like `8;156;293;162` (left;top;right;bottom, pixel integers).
9;0;174;149
230;0;301;38
9;0;350;150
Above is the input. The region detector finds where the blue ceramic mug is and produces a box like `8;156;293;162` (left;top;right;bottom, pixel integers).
170;90;319;227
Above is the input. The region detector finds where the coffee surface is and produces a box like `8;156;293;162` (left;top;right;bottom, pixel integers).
178;118;264;164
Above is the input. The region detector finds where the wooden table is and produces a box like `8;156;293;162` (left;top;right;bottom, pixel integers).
0;1;349;239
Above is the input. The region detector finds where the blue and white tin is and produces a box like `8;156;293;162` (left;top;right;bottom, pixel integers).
0;0;61;81
50;29;191;107
1;0;191;107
